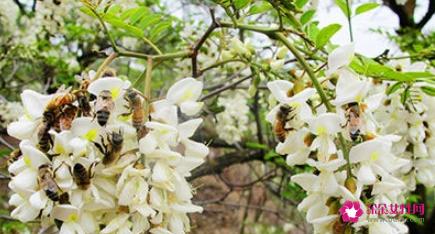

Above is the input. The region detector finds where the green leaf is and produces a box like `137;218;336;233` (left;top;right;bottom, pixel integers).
129;7;148;24
386;82;403;95
138;14;161;30
315;24;341;48
245;142;268;150
234;0;251;9
350;56;435;82
106;4;122;15
79;6;95;17
149;21;171;41
355;3;379;15
334;0;350;16
248;1;272;15
300;9;315;25
421;86;435;96
306;21;319;41
403;214;424;226
264;150;280;160
295;0;309;8
102;14;143;37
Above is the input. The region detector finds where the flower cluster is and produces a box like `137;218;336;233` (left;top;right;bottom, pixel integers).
0;100;23;131
7;75;207;234
215;90;254;144
266;44;435;234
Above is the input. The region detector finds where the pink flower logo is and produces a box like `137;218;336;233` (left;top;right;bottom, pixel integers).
339;200;363;223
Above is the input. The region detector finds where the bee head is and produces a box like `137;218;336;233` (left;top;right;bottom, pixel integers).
111;129;124;145
280;104;292;113
127;89;138;101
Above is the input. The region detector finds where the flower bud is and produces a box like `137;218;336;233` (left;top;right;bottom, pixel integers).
345;177;357;194
276;46;288;59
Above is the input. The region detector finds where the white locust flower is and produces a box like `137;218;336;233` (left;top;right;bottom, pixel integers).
7;90;53;140
166;77;203;116
306;113;342;162
349;139;409;185
326;43;354;75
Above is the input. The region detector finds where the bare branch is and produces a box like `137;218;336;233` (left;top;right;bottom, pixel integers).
187;150;263;182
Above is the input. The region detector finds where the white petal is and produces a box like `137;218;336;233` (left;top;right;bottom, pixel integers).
182;139;209;158
178;118;202;139
167;78;203;104
11;203;40;222
71;117;100;141
29;190;48;209
10;168;38;190
139;133;158;154
327;43;354;74
180;101;203;116
291;173;318;192
357;164;376;185
21;144;50;169
332;68;370;106
87;77;127;99
51;204;80;222
100;213;129;234
172;203;203;213
7;119;39;140
267;80;294;103
151;100;178;126
20;90;53;119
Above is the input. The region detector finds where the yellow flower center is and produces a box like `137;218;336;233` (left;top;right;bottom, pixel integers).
23;155;32;167
181;90;193;102
370;152;380;161
317;126;327;135
84;129;98;141
54;143;65;154
67;213;78;222
118;114;131;122
110;88;120;99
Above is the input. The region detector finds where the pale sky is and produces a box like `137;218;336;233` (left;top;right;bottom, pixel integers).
316;0;435;57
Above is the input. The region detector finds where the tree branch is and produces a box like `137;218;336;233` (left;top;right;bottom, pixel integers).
192;9;220;78
417;0;435;29
187;151;263;181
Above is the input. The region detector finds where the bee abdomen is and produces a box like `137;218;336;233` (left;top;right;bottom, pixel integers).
73;164;90;189
38;133;52;152
45;190;60;201
96;110;110;126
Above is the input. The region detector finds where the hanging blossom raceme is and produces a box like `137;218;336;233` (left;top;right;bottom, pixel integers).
6;74;207;234
266;43;434;234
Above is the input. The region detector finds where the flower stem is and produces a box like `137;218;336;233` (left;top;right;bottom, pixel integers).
144;57;153;120
92;52;117;81
345;0;354;42
275;32;352;178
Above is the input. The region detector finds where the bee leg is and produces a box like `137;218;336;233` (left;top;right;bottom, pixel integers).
53;161;69;178
89;162;98;178
94;142;105;155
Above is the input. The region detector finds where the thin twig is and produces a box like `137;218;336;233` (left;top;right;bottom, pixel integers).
192;9;220;78
200;75;253;101
91;53;118;81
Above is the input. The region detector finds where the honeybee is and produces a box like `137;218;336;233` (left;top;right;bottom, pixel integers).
95;90;115;126
59;105;78;131
345;102;363;141
45;93;77;112
6;149;21;167
124;89;147;139
38;164;67;202
37;118;53;152
274;104;296;142
72;162;96;190
73;77;92;117
94;129;124;165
